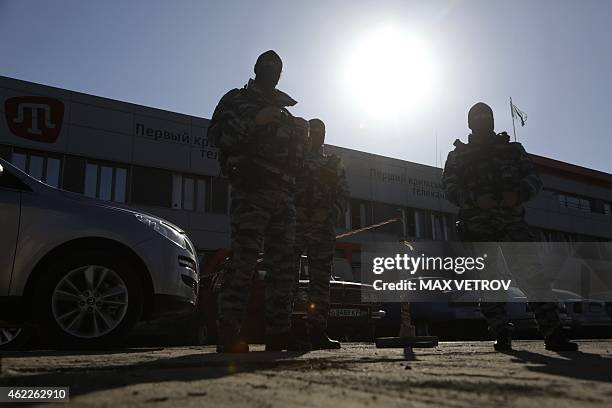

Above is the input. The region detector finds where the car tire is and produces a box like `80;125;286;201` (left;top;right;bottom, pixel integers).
35;250;144;348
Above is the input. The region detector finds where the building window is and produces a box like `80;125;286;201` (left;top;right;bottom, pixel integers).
350;199;371;230
415;210;432;239
170;173;229;214
342;206;351;230
557;193;591;213
196;179;207;212
350;200;361;229
172;174;207;211
183;177;195;210
11;151;61;188
84;163;127;203
446;214;457;241
431;212;449;241
402;208;417;238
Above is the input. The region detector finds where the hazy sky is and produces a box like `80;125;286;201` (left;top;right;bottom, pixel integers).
1;0;610;172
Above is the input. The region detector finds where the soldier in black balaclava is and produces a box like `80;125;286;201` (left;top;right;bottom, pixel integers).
209;50;310;353
442;102;578;352
468;102;494;136
254;50;282;93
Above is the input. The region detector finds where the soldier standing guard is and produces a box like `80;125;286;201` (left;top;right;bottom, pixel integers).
442;102;578;352
294;119;349;349
208;50;309;353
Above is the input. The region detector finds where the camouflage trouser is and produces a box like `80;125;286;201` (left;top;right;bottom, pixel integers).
459;218;561;337
294;217;335;329
218;184;296;335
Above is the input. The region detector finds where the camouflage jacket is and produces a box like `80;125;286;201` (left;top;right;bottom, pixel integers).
207;79;307;181
295;149;349;223
442;132;542;219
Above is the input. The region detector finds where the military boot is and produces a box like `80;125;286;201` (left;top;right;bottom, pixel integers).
265;329;311;352
216;326;249;353
545;328;578;352
308;325;341;350
492;323;514;352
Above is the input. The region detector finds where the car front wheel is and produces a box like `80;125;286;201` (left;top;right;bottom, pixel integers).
35;251;144;347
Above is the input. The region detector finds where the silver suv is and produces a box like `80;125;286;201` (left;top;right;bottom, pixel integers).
0;159;199;348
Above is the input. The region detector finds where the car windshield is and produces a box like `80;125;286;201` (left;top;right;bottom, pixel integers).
0;158;44;186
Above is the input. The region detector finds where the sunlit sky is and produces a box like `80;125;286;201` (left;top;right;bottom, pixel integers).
1;0;611;172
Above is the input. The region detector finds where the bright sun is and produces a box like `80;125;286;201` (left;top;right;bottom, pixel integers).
345;26;437;119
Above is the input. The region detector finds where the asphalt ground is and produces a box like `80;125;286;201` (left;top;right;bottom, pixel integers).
1;340;611;407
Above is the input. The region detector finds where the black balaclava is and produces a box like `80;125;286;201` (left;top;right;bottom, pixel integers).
254;50;282;93
468;102;495;137
308;118;325;151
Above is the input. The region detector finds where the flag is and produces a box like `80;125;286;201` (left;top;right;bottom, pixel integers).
511;102;528;126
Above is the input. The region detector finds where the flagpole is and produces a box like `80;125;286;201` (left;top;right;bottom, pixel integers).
510;97;517;142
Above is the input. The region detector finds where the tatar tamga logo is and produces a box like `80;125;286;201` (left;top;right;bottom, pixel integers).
5;96;64;143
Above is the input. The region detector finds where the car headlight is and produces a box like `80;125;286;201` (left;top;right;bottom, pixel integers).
135;214;186;249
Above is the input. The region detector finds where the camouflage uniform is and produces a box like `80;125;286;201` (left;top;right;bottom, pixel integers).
442;131;561;337
294;150;349;328
209;79;307;337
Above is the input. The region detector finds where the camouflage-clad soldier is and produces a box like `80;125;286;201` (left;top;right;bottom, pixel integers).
208;50;309;353
442;102;578;352
294;119;349;349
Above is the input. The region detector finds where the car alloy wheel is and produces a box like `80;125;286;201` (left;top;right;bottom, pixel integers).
0;328;22;346
51;265;129;339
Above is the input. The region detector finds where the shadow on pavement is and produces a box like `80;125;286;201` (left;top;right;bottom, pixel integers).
505;350;612;383
0;349;408;400
0;347;165;358
0;350;306;397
